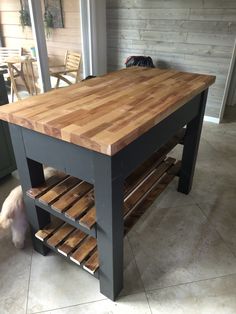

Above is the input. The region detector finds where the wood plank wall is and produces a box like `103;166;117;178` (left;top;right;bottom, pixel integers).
0;0;81;66
107;0;236;118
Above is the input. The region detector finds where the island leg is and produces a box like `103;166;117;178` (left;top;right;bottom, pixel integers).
9;124;50;255
178;89;208;194
94;154;124;301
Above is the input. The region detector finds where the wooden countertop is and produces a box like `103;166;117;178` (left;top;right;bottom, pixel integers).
0;67;215;155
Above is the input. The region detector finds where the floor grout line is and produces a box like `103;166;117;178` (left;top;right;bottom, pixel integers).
196;202;236;260
25;245;33;314
145;272;236;295
144;289;154;314
30;297;107;314
126;235;146;294
30;290;155;314
126;235;153;313
144;293;153;314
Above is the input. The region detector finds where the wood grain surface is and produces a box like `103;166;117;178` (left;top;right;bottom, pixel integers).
38;176;81;205
0;67;215;155
123;157;175;216
57;229;87;256
124;161;181;234
26;173;68;199
79;207;96;229
83;251;99;275
51;181;92;213
65;191;94;221
35;218;63;241
70;236;97;265
47;223;75;248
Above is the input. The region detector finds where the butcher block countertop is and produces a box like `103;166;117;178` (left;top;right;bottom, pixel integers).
0;67;215;155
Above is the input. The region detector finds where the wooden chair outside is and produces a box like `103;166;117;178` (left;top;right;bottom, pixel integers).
6;56;37;101
0;48;23;101
49;51;81;88
0;48;23;82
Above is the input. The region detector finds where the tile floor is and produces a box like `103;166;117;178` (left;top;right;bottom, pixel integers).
0;111;235;314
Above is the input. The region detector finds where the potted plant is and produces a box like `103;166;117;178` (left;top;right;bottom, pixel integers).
19;8;31;31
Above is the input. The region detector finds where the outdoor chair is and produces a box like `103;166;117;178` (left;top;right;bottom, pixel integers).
49;50;81;88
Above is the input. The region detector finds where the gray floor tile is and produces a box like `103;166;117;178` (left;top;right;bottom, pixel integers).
0;230;32;314
152;177;195;210
190;155;236;205
122;238;145;296
27;251;104;313
128;204;236;291
203;130;236;159
195;137;223;162
198;196;236;256
147;274;236;314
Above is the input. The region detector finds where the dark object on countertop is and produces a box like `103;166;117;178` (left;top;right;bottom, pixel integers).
83;75;96;81
125;56;155;68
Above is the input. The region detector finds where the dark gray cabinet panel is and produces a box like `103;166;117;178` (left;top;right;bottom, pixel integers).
0;71;16;178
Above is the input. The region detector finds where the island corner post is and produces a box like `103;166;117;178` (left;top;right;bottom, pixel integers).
0;68;215;300
178;88;208;194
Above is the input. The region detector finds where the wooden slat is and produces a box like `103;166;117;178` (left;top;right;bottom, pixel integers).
125;154;166;194
79;207;96;229
167;160;181;176
35;219;63;241
124;161;181;234
65;190;94;221
26;173;68;199
47;223;75;248
124;157;175;216
83;251;99;275
0;68;215;156
57;229;87;256
70;237;97;265
39;176;81;205
51;181;93;213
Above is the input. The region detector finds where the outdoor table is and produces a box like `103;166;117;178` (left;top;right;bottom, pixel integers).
0;67;215;300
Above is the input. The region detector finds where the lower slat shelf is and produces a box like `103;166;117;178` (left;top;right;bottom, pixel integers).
35;221;99;277
35;159;180;277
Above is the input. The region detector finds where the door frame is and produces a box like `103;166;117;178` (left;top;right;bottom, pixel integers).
80;0;107;78
28;0;51;92
219;39;236;122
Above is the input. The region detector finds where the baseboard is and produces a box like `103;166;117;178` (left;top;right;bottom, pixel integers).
204;115;220;124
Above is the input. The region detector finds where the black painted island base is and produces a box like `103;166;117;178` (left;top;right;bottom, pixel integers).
8;89;208;301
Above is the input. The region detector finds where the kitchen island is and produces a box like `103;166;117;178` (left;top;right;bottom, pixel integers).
0;67;215;300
